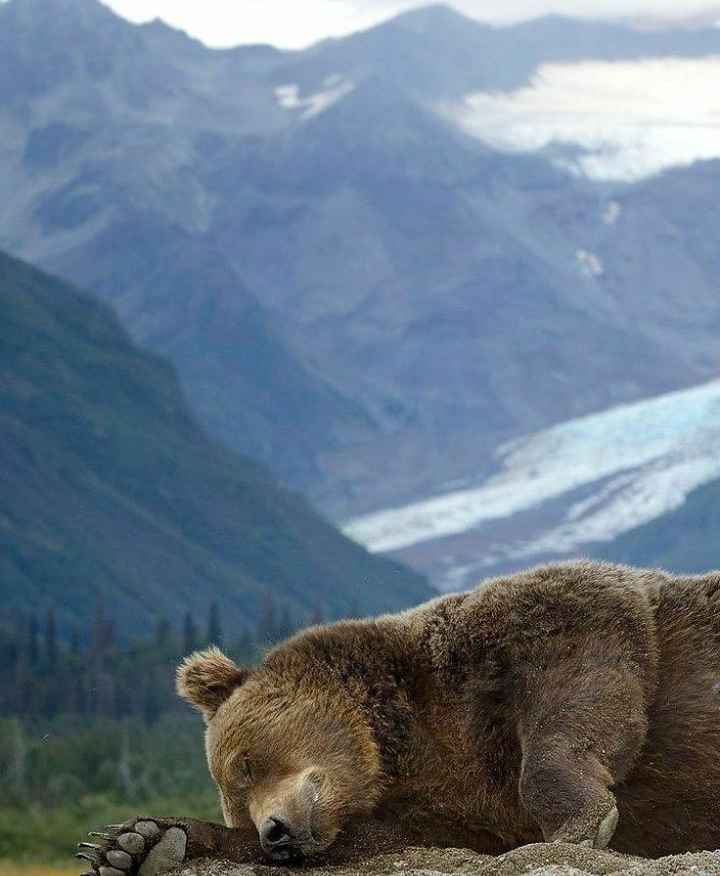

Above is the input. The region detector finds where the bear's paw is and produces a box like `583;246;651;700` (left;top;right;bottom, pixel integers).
77;819;188;876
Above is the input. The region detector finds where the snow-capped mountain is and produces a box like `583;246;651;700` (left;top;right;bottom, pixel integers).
3;0;720;534
344;379;720;589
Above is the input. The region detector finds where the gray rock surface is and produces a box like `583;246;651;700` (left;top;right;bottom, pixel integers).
174;844;720;876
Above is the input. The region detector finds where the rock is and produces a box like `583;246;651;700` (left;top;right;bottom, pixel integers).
174;843;720;876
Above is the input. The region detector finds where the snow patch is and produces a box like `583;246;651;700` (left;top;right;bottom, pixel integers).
274;80;355;119
576;250;604;277
442;56;720;181
603;201;622;226
343;377;720;554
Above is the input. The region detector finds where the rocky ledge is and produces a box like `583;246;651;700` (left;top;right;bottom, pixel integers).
175;843;720;876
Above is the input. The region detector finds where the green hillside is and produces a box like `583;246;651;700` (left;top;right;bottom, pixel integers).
598;478;720;573
0;250;433;637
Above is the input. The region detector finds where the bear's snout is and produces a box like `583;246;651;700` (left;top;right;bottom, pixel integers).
260;815;295;854
251;771;323;859
259;814;315;858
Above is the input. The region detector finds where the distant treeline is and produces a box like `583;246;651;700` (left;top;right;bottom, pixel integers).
0;589;350;723
0;590;357;829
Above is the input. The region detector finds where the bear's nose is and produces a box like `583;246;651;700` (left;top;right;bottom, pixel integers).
260;816;294;851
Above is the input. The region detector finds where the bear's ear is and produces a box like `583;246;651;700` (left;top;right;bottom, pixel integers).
176;647;250;721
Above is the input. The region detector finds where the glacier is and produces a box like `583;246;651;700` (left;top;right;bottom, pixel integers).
343;378;720;581
443;56;720;182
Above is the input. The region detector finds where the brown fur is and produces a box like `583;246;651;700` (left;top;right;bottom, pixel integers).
177;561;720;859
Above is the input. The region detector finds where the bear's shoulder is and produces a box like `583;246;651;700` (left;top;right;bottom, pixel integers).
414;561;662;685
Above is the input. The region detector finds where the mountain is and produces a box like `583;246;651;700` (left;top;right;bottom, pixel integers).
0;249;432;637
344;378;720;588
0;0;366;495
3;0;720;524
597;479;720;573
280;6;720;99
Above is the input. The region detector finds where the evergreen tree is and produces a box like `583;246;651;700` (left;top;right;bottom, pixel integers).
235;628;254;661
118;721;137;800
276;606;294;641
91;600;114;664
28;615;40;666
310;602;325;626
155;618;171;651
257;588;277;644
141;669;161;723
182;612;198;655
44;607;58;670
207;602;222;647
69;626;81;657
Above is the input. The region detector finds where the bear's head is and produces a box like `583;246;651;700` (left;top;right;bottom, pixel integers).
177;647;382;860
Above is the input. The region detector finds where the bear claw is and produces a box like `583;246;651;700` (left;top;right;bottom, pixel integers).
595;806;619;849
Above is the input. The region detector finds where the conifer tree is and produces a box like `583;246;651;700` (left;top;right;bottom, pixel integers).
207;603;222;647
44;607;58;670
311;602;325;626
183;612;198;655
257;588;277;644
155;618;171;650
277;606;294;641
28;615;40;666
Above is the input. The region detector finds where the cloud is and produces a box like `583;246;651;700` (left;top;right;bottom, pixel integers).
99;0;392;48
99;0;720;49
444;55;720;181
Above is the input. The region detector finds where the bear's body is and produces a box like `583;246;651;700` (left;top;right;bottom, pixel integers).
175;561;720;860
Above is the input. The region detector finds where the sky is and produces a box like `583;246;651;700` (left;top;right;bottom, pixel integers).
99;0;720;49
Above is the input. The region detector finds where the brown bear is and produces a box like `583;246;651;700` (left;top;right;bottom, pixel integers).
78;561;720;876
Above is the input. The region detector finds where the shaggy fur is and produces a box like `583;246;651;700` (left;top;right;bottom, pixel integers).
177;561;720;859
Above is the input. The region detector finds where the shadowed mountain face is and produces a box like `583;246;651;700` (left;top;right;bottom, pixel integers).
597;478;720;574
3;0;720;521
0;249;433;636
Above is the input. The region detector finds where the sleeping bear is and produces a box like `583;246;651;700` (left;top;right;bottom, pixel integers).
78;561;720;876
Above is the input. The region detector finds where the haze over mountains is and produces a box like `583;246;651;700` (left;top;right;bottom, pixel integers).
2;0;720;588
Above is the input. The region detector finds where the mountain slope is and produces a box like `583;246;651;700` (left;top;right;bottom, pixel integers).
205;84;709;512
0;250;432;637
0;0;359;493
598;479;720;573
53;211;373;491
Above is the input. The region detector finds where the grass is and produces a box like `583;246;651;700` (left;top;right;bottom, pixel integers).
0;866;82;876
0;794;223;866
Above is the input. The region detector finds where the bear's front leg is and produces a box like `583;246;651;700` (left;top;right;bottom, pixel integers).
519;742;619;848
77;815;423;874
515;651;650;850
77;816;264;876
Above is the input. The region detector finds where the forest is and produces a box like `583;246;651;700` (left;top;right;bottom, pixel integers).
0;593;334;863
